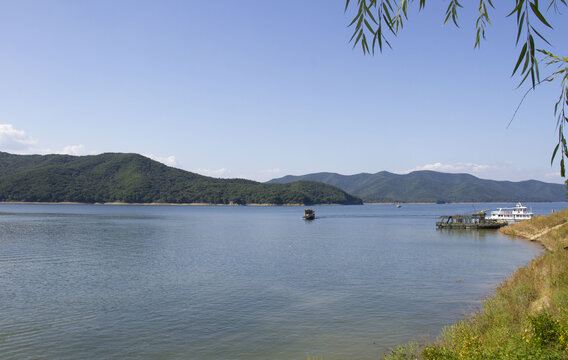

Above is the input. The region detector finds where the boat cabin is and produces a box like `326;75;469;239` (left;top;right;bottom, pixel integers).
303;208;315;220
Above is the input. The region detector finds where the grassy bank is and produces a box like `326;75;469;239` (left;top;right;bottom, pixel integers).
384;208;568;360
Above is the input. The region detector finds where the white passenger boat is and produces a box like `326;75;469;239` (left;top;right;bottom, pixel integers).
487;203;534;224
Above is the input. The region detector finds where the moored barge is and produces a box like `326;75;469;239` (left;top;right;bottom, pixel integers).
436;211;506;230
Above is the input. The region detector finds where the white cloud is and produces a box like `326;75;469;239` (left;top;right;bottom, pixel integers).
542;171;565;184
0;124;38;152
194;168;232;177
144;154;177;167
400;162;565;183
0;124;91;156
544;171;561;179
58;145;87;156
405;162;494;174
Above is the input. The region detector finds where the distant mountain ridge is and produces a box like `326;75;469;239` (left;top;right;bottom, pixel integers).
268;171;567;203
0;152;362;205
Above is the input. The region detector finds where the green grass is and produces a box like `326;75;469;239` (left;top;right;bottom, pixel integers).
384;208;568;360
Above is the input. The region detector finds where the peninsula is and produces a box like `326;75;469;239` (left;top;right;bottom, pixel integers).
0;152;362;205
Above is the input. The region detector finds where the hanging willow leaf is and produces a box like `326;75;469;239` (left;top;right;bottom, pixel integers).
508;0;525;17
531;25;552;45
529;1;553;27
552;143;560;164
513;43;528;75
515;13;525;44
345;0;567;175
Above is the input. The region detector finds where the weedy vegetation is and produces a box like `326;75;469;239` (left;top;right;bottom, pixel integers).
383;208;568;360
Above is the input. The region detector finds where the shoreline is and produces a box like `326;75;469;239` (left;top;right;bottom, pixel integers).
0;201;301;206
386;208;568;359
0;201;349;206
2;201;566;206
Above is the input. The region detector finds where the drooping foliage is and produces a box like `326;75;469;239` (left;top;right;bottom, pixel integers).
345;0;568;176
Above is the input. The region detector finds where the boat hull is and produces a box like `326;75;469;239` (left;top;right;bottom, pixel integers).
436;221;505;230
436;213;507;230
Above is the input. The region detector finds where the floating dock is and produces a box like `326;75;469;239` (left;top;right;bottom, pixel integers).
436;212;506;230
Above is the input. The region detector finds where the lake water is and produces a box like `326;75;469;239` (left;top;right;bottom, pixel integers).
0;203;563;359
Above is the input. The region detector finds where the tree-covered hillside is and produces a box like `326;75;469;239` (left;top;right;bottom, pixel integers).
268;171;567;203
0;152;362;205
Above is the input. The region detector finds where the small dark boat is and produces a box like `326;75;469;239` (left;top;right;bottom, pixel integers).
303;208;315;220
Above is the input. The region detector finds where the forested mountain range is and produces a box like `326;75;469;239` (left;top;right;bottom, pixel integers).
0;152;362;205
268;171;567;203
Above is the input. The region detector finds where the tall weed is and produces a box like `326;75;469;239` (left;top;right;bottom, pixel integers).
387;211;568;359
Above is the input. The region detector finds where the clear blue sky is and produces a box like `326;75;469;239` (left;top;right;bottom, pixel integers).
1;1;567;183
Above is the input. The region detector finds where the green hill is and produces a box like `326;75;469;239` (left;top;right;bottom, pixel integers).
268;171;567;203
0;152;362;205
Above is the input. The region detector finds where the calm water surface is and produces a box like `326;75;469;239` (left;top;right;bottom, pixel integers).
0;203;563;359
